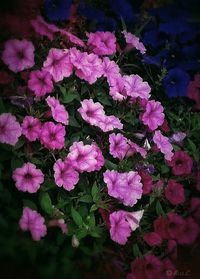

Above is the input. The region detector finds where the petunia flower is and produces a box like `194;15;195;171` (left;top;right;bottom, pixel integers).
46;96;69;125
153;130;173;161
28;70;54;97
21;116;41;141
122;31;146;54
141;100;164;131
124;74;151;100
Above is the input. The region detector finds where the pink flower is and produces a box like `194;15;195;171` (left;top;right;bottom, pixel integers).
12;162;44;193
78;99;105;125
167;150;193;175
102;57;120;80
67;141;104;173
153;130;173;161
122;31;146;54
53;158;79;191
28;70;53;97
124;74;151;100
21;116;41;141
128;258;147;279
98;115;123;132
87;31;116;56
0;113;22;146
141;100;165;131
31;15;59;40
189;197;200;223
103;170;143;207
46;96;69;125
43;48;73;82
19;207;47;241
187;74;200;110
109;133;129;160
143;254;163;279
143;232;162;246
108;75;127;101
59;30;85;47
109;210;144;245
165;179;185;205
178;217;199;245
154;216;169;239
166;240;177;261
40;122;65;150
139;171;153;194
167;212;186;240
2;39;35;73
48;219;68;234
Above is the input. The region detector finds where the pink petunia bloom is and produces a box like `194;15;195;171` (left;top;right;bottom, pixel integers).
122;31;146;54
165;179;185;205
109;133;129;160
128;258;147;279
189;197;200;223
31;15;59;41
139;170;153;194
108;75;127;101
143;254;163;279
67;141;104;173
167;212;186;240
40;122;65;150
86;31;116;56
2;39;35;73
0;113;22;146
187;74;200;110
154;216;169;239
22;116;41;141
143;232;162;247
101;57;120;80
28;70;54;97
98;115;123;132
177;217;199;245
53;158;79;191
153;130;174;161
124;74;151;100
48;219;68;234
19;207;47;241
109;210;144;245
78;99;105;125
103;170;143;207
43;48;73;82
127;141;147;158
12;162;44;193
167;150;193;176
59;30;85;47
46;96;69;125
141;100;165;131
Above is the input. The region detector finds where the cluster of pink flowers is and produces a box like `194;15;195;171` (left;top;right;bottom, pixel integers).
103;170;143;207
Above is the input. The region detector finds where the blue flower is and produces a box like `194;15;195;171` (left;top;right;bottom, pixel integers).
162;68;190;97
44;0;72;21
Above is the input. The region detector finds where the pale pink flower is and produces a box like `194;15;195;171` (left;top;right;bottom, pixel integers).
40;122;65;150
127;141;147;158
2;39;35;73
109;209;144;245
21;116;41;141
87;31;116;56
0;113;22;146
46;96;69;125
98;115;123;132
31;15;59;41
43;48;73;82
103;170;143;207
19;207;47;241
101;57;120;80
153;130;173;161
141;100;165;131
108;75;127;101
124;74;151;100
109;133;129;160
122;31;146;54
59;30;85;47
28;70;53;97
53;158;79;191
67;141;104;173
78;99;105;125
12;162;44;193
48;219;68;234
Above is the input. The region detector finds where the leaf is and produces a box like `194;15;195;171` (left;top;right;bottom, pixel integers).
91;182;98;198
41;178;55;191
87;213;96;228
79;195;93;203
13;138;25;150
69;115;81;127
96;93;112;106
23;199;37;210
11;157;24;170
105;159;118;170
39;192;52;214
90;204;98;212
132;244;142;258
71;207;83;226
59;85;80;103
29;157;42;165
156;200;165;216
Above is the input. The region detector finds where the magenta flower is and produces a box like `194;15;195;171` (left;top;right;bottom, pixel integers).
40;122;66;150
19;207;47;241
12;162;44;193
143;232;162;247
178;217;199;245
46;96;69;125
67;141;104;173
124;74;151;100
2;39;35;73
109;210;144;245
109;133;129;160
122;31;146;54
31;15;59;41
102;57;120;80
0;113;22;146
22;116;41;142
103;170;143;207
59;30;85;47
43;48;73;82
53;158;79;191
98;115;123;132
78;99;105;125
167;150;193;175
153;130;173;161
141;100;164;131
108;75;127;101
167;212;186;240
165;179;185;205
28;70;54;97
87;31;116;56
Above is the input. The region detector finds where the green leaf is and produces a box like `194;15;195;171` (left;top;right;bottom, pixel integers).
59;85;80;103
39;192;52;214
71;207;83;226
156;200;165;216
105;159;118;170
87;213;96;227
41;178;55;191
11;157;24;170
29;157;42;165
91;182;98;198
79;195;93;203
90;204;98;212
69;115;81;127
132;244;142;258
23;199;37;210
96;93;112;106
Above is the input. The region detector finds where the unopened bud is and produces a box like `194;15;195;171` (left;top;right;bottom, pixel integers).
72;235;79;248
